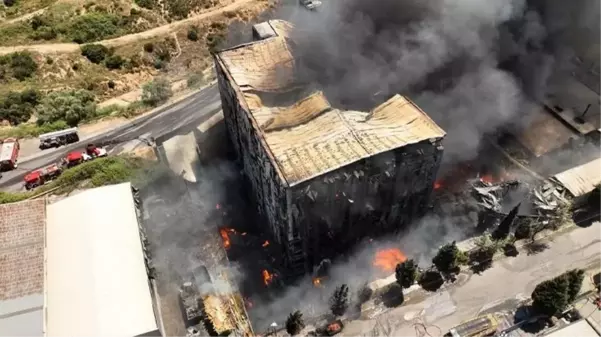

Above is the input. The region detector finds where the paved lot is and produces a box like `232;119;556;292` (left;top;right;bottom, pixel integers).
340;223;601;337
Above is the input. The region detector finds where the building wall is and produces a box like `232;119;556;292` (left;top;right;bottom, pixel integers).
215;55;444;277
289;139;443;273
214;56;289;244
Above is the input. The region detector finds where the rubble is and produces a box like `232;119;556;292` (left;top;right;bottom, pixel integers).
471;178;572;231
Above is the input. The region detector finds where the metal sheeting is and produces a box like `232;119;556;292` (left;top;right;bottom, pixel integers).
553;158;601;197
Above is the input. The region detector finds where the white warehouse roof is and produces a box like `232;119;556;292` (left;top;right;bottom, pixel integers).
44;183;158;337
553;157;601;197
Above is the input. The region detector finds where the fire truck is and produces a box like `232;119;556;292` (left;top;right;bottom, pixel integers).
24;144;108;190
0;138;20;171
24;163;62;190
62;144;107;168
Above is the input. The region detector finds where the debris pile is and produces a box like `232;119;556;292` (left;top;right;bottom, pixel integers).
471;178;571;230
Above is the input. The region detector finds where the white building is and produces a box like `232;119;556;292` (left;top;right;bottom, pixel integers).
44;183;160;337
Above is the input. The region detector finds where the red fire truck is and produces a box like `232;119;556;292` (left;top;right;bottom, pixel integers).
0;138;20;171
24;164;62;190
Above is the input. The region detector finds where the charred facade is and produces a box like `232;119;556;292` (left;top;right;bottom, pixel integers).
214;20;446;276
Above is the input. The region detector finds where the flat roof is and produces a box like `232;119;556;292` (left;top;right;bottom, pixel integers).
216;20;445;186
0;199;46;336
45;183;158;337
544;320;600;337
554;157;601;197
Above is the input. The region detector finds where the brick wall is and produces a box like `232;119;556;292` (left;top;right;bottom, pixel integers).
0;199;46;300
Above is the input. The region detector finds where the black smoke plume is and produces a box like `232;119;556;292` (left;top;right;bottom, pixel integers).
286;0;599;163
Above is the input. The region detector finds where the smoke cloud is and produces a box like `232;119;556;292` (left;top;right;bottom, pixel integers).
285;0;599;164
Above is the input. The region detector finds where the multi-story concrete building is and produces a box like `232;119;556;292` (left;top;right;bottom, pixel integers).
214;20;446;276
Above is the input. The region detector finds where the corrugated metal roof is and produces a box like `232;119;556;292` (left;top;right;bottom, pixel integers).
217;20;446;186
553;157;601;197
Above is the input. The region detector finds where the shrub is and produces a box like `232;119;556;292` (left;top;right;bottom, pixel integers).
81;44;109;64
187;26;199;41
107;80;116;89
7;52;38;80
130;8;141;15
30;15;49;30
72;63;80;71
0;89;40;125
134;0;155;9
142;78;172;106
153;59;164;69
154;41;172;61
67;13;121;43
36;89;96;126
206;32;224;53
104;54;125;69
143;42;154;53
3;0;16;7
187;73;204;88
32;26;57;40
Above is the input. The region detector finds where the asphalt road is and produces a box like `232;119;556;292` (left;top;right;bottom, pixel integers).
0;84;222;190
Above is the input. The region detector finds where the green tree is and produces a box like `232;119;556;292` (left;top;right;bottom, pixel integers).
532;275;569;317
141;78;172;106
285;310;305;336
432;241;467;275
81;44;109;64
514;220;533;240
564;269;585;303
36;89;96;126
143;42;154;53
329;284;349;317
395;259;419;289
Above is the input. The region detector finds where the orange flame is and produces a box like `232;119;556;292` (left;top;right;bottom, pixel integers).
312;277;323;287
219;228;231;249
327;323;342;333
434;180;443;190
262;270;274;286
262;240;270;247
480;174;494;184
373;248;407;272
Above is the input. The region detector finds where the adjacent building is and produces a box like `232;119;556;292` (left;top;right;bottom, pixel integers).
0;186;160;337
0;199;46;336
44;182;159;337
214;20;446;275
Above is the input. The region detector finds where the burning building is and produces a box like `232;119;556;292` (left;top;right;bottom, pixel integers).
214;20;445;276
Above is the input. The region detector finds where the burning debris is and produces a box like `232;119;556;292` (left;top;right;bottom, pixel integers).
312;277;323;287
262;240;270;248
373;248;407;273
262;270;275;286
220;228;232;249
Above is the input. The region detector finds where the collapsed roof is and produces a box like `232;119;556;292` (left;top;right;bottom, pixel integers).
215;20;446;186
